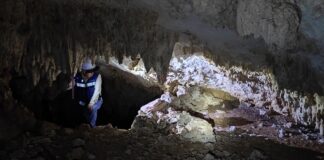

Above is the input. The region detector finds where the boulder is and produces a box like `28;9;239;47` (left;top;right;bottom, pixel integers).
171;86;239;114
132;99;215;143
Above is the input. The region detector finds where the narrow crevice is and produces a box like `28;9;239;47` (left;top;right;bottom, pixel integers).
171;105;216;127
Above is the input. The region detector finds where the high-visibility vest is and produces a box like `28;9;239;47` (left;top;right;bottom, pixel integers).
74;72;99;106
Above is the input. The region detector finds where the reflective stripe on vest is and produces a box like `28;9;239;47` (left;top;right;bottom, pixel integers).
76;82;96;88
76;83;86;88
74;72;99;105
87;82;96;87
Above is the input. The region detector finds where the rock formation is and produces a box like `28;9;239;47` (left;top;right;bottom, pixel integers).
0;0;324;158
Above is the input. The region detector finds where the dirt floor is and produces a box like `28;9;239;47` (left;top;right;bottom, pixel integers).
1;120;323;160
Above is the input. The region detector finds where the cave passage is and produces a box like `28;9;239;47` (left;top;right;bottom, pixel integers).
10;65;163;129
51;66;163;129
98;65;163;129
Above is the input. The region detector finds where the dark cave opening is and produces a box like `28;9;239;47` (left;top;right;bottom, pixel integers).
9;66;163;129
98;68;163;129
51;70;162;129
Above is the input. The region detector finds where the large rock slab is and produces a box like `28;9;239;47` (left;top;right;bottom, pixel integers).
132;99;215;143
171;86;240;114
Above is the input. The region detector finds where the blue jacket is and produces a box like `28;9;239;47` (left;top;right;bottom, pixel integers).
74;72;99;106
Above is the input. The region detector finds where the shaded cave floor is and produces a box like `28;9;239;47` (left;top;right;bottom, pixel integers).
1;122;323;160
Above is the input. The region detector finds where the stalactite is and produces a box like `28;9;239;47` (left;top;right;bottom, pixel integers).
0;0;178;86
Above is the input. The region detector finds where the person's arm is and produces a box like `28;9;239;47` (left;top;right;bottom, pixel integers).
88;74;102;108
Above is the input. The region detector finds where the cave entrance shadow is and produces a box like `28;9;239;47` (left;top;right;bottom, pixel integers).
50;90;84;127
97;65;163;129
51;66;163;129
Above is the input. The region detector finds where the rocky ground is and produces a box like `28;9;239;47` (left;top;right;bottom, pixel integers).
2;85;324;160
0;120;323;160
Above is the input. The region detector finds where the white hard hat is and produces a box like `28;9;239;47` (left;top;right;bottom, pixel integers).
81;58;96;71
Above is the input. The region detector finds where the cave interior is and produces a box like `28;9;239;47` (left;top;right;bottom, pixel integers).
1;0;324;159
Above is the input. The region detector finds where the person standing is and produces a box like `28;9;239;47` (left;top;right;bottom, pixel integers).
73;58;103;128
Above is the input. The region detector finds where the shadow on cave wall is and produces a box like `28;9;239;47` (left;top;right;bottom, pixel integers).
265;52;323;95
98;70;163;129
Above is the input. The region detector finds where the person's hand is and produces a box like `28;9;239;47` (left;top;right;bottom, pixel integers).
88;105;93;112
